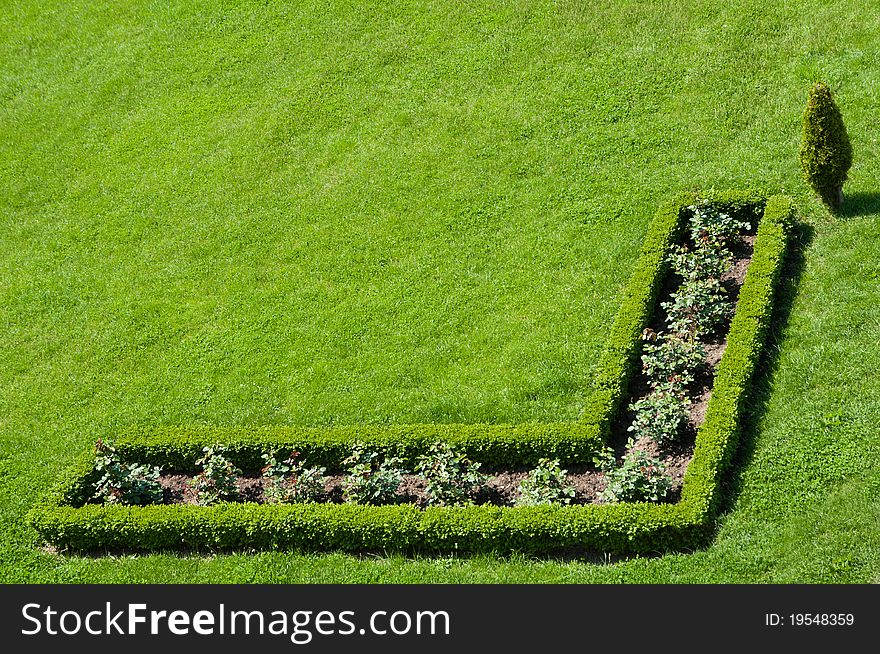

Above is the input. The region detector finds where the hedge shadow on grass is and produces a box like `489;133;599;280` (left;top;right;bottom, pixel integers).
50;543;636;566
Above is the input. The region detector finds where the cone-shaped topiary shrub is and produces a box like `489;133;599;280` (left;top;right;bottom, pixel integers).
799;82;852;210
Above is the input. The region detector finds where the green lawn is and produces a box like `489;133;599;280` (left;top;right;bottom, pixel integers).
1;0;878;582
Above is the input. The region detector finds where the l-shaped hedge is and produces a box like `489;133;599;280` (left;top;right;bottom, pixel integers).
28;190;793;555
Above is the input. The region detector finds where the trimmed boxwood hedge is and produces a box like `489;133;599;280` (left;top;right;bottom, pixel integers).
109;423;605;472
28;190;792;555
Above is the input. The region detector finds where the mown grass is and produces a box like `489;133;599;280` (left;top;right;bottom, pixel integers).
1;0;878;582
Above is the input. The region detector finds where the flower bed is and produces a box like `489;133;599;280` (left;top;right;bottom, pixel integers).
28;191;793;555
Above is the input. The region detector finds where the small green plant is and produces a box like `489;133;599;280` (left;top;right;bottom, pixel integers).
687;204;751;249
661;201;747;339
640;330;706;391
261;450;328;504
415;441;487;506
598;442;673;503
91;439;163;505
799;81;852;209
668;242;730;283
341;444;406;505
191;445;241;505
516;458;576;506
628;389;690;445
662;276;732;338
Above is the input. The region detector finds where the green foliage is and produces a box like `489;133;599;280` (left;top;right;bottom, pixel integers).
668;244;731;283
261;450;328;504
415;442;487;506
640;331;706;391
663;275;732;338
601;456;673;503
341;444;407;505
662;202;751;338
631;199;752;445
110;422;605;471
91;439;163;506
26;501;696;555
597;442;673;503
799;82;853;208
191;445;241;505
628;389;690;445
516;458;576;507
687;203;751;250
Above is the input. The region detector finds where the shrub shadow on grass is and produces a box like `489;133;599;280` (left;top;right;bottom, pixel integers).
714;220;814;521
45;543;639;566
839;191;880;219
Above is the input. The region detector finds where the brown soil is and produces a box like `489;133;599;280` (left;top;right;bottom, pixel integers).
155;232;755;509
161;466;609;508
160;474;266;505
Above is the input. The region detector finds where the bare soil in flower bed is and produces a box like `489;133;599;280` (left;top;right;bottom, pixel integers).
153;233;755;509
157;467;608;508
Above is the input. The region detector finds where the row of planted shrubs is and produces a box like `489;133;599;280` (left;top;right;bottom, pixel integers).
92;439;574;507
91;436;673;509
606;201;753;502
